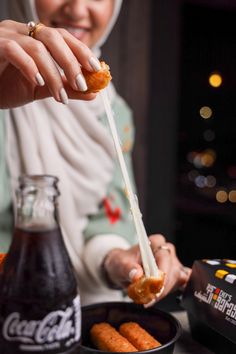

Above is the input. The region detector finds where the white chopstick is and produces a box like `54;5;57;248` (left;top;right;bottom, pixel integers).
100;90;159;278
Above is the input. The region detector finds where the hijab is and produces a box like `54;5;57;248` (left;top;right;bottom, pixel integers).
5;0;123;274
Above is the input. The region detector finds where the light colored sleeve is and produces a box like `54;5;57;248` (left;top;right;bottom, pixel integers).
0;110;13;252
83;234;131;287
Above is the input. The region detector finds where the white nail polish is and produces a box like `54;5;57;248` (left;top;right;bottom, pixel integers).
60;88;69;105
129;268;138;280
76;73;88;92
35;72;45;86
144;298;156;309
89;57;101;71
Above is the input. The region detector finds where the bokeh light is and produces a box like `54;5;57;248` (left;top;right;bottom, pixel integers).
199;106;213;119
205;175;216;188
203;129;215;142
193;154;202;168
209;72;222;88
228;190;236;203
201;150;216;168
227;166;236;179
195;175;206;188
216;190;227;203
191;149;216;169
188;169;199;181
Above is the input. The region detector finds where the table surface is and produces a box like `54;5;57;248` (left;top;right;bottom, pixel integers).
172;311;215;354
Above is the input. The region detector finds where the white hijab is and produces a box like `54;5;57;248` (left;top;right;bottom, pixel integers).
5;0;123;273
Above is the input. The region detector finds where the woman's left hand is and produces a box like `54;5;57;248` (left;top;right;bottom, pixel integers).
103;234;191;301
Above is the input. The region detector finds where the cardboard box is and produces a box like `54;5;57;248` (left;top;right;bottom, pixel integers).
181;259;236;354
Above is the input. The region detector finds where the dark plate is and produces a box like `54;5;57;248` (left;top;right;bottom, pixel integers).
79;301;182;354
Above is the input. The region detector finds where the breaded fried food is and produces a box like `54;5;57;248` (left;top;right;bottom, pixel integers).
128;274;165;305
119;322;162;351
82;61;112;93
90;322;137;352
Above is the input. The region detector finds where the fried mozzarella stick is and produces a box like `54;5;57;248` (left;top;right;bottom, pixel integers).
119;322;162;351
128;275;164;305
82;61;112;93
90;322;137;352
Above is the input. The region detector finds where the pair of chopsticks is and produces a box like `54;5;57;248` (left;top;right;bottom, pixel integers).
100;90;159;278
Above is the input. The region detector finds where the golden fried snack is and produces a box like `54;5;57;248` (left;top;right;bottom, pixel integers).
127;274;165;305
119;322;162;351
90;322;137;352
82;61;112;93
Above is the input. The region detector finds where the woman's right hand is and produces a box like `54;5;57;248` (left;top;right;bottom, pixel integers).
103;234;191;303
0;20;100;109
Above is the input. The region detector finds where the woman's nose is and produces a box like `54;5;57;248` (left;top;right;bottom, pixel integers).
63;0;89;20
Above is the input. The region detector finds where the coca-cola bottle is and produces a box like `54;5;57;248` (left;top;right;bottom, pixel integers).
0;175;81;354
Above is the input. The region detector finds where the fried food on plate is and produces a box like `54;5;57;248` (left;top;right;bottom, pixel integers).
90;322;137;352
82;61;112;93
119;322;161;351
128;273;165;305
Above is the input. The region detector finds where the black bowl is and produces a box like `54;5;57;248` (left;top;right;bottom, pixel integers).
79;301;181;354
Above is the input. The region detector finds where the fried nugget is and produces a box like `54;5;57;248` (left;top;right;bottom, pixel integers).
90;322;137;352
127;274;165;305
119;322;161;351
82;61;112;93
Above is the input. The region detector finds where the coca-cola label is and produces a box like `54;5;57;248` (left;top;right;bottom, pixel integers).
1;295;81;352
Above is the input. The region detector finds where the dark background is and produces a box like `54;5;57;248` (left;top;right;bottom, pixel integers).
103;0;236;266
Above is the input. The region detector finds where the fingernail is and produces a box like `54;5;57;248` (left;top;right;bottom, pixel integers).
180;270;189;280
59;88;69;105
89;57;101;71
129;268;138;280
144;298;156;309
35;72;45;86
181;267;191;276
76;73;88;92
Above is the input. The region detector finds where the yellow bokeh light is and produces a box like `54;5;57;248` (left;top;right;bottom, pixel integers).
199;106;213;119
209;73;222;88
201;153;214;167
216;190;227;203
228;190;236;203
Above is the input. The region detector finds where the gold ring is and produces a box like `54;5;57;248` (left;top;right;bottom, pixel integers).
154;245;171;255
27;21;45;38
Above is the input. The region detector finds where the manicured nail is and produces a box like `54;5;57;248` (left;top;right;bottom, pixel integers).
144;298;156;309
76;73;88;92
129;268;138;281
35;72;45;86
59;88;68;105
181;266;191;277
89;56;101;71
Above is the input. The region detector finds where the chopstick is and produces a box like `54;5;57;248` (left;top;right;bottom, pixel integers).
100;90;159;278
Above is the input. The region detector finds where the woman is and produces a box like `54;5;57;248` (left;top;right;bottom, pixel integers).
0;0;191;305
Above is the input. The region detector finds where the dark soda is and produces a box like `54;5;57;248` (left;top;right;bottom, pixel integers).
0;176;81;354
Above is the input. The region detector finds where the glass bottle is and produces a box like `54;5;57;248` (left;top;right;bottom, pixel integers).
0;175;81;354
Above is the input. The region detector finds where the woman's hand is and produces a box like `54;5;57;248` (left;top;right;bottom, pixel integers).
103;234;191;302
0;20;100;108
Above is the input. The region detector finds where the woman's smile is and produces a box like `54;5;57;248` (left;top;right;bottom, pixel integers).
36;0;114;48
52;21;90;41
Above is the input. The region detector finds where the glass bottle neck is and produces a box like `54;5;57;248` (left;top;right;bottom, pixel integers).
16;175;60;231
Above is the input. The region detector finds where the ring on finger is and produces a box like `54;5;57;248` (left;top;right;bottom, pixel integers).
27;21;45;38
153;245;171;255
